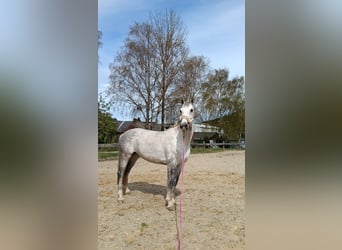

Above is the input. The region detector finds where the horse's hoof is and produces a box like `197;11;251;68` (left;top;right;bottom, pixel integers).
124;187;131;194
166;204;176;211
166;205;175;211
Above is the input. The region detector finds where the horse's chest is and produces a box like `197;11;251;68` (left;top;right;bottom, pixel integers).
184;149;190;161
178;147;190;163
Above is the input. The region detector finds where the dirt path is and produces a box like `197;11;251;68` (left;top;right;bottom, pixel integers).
98;150;245;249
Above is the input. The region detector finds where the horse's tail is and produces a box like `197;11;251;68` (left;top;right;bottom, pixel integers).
123;152;139;178
117;122;137;186
117;152;139;185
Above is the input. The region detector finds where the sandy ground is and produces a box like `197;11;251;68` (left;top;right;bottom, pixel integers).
98;150;245;250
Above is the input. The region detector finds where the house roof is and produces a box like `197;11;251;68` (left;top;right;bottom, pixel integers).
116;120;172;133
116;120;145;133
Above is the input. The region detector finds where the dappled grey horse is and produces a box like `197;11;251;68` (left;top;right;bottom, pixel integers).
117;100;194;210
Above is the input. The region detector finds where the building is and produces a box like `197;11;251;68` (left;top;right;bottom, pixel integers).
192;123;224;142
116;119;223;142
116;119;173;135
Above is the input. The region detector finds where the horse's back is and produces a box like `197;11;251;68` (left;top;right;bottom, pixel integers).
119;128;177;164
119;128;162;151
119;128;158;142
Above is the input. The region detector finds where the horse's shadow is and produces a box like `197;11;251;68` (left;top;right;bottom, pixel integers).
128;182;180;198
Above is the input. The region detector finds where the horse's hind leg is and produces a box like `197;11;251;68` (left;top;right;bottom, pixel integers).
122;153;139;194
117;152;139;202
166;164;181;210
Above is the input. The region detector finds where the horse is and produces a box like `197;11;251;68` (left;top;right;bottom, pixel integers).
117;100;194;210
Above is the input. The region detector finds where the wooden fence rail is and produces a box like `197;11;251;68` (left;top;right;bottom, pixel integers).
98;143;119;148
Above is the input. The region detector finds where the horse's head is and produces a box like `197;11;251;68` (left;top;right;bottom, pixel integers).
178;99;194;130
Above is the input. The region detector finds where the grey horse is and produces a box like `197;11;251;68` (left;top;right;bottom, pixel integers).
117;100;194;210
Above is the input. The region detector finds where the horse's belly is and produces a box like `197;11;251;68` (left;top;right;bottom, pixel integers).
136;144;169;165
140;154;168;165
184;148;191;161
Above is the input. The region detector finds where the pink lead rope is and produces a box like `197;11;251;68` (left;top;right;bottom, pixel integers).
178;134;185;250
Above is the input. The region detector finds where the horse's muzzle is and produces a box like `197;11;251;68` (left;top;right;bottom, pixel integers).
180;120;189;129
179;115;193;130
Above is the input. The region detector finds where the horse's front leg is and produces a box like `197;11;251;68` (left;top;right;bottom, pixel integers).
166;164;181;211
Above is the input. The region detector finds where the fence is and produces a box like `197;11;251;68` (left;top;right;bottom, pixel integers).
191;142;244;149
98;142;244;150
98;143;119;149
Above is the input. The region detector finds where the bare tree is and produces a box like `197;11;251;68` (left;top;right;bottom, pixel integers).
108;22;159;128
201;69;230;121
108;10;189;130
98;30;102;63
150;10;189;130
98;30;102;49
167;56;209;123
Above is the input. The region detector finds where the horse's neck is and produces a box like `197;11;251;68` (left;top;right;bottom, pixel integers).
178;127;193;148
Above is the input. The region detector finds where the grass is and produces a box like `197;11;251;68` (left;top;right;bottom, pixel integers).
140;222;148;234
98;147;242;161
191;147;231;154
98;151;119;161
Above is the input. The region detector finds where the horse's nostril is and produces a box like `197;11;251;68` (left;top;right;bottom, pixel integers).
180;123;188;129
180;118;189;129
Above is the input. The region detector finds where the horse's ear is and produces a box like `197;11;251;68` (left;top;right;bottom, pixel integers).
191;98;194;104
181;98;184;105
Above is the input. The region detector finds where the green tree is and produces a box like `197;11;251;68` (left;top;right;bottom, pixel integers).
201;69;245;140
98;96;117;143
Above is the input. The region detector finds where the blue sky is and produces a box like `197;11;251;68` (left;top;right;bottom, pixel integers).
98;0;245;120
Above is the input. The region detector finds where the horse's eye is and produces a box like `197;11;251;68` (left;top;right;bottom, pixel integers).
179;110;182;113
190;109;193;112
